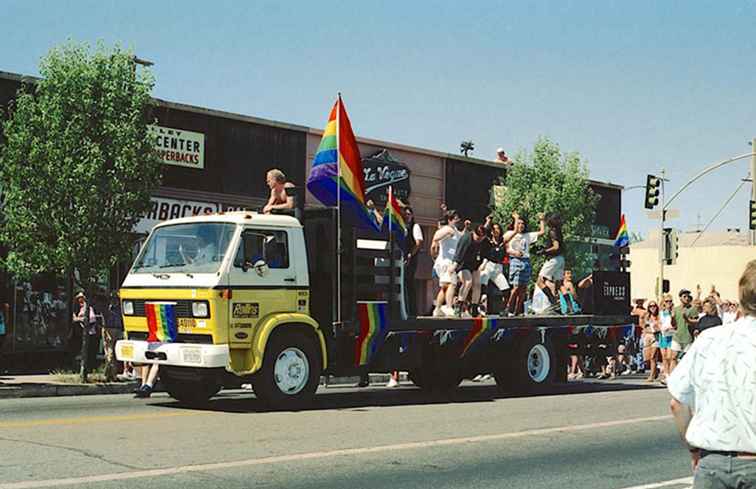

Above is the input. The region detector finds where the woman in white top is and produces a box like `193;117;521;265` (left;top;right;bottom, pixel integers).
503;213;545;316
431;210;462;317
658;294;677;384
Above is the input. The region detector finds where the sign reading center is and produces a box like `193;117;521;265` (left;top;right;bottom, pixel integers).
150;125;205;169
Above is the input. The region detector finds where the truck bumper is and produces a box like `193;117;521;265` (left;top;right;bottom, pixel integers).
115;340;229;368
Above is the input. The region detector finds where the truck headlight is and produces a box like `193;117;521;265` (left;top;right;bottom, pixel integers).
192;301;209;318
123;300;134;316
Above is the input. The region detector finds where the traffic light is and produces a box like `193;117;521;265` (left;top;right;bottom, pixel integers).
662;279;670;294
663;228;679;265
750;200;756;230
644;175;661;210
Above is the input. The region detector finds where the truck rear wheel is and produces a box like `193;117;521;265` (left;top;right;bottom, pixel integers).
253;330;321;410
162;376;221;405
495;333;556;394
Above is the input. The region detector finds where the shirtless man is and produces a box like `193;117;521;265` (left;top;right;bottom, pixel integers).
263;169;295;214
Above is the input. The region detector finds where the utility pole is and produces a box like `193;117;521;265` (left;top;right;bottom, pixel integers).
751;138;756;245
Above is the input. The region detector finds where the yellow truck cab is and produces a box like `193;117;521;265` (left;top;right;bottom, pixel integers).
116;211;327;408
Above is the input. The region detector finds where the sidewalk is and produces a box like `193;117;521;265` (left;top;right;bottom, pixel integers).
0;372;409;400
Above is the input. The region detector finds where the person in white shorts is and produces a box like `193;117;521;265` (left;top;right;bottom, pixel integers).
431;210;462;317
536;214;566;303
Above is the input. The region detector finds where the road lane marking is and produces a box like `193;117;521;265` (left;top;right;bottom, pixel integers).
0;414;673;489
618;477;693;489
0;411;198;429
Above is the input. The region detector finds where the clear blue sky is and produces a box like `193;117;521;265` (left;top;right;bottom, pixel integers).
4;0;756;237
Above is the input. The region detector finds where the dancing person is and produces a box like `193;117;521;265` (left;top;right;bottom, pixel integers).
431;210;462;317
504;213;545;316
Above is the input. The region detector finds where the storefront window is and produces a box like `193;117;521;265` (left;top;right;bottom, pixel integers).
11;275;69;352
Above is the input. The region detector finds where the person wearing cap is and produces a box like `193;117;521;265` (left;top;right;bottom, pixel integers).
667;260;756;487
495;148;511;167
72;291;99;372
670;289;699;372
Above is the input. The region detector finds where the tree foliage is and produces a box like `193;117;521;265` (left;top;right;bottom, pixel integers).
491;137;600;279
0;42;161;285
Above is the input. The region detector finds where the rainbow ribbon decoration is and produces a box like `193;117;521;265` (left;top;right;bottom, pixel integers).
460;317;497;358
307;95;379;231
354;302;388;366
384;186;407;243
146;302;178;343
614;214;629;248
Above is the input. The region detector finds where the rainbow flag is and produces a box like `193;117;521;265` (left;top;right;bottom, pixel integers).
307;96;378;231
146;302;178;343
354;302;388;366
614;214;629;248
460;317;497;358
384;186;407;242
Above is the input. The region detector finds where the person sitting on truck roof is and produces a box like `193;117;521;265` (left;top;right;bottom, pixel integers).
263;168;295;214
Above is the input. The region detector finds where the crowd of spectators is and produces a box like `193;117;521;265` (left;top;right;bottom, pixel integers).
566;284;743;383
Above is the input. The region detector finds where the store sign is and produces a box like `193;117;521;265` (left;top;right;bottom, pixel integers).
135;197;248;234
150;125;205;169
362;149;411;206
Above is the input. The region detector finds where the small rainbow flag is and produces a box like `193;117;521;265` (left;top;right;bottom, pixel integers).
307;95;378;231
614;214;629;248
460;317;497;358
354;302;388;366
146;302;178;343
384;186;407;241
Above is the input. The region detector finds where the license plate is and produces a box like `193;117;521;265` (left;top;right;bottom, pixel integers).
120;343;134;360
178;318;196;331
182;348;202;364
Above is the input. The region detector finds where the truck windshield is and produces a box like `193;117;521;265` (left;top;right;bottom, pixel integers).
131;223;236;274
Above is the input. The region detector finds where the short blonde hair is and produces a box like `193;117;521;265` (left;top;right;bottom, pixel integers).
267;169;286;183
739;259;756;317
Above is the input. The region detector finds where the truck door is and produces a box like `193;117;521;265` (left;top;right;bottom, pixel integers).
227;228;298;349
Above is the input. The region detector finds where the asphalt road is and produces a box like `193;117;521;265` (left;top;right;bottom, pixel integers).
0;379;694;489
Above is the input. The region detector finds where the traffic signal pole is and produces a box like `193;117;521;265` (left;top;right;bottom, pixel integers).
751;138;756;245
659;169;666;300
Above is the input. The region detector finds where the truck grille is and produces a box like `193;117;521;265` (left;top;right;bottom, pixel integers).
127;331;214;344
131;299;194;318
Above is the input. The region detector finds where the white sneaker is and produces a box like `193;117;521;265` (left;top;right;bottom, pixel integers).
480;374;492;381
241;383;253;390
440;305;456;317
472;374;484;382
433;307;443;317
386;378;399;388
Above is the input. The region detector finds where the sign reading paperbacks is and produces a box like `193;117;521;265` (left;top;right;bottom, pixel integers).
135;197;248;234
150;125;205;169
362;150;411;207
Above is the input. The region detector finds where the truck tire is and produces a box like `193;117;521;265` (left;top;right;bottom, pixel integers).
162;376;221;405
496;333;556;394
408;354;462;393
252;330;321;410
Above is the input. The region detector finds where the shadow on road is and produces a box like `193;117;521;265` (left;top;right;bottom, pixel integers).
149;379;664;414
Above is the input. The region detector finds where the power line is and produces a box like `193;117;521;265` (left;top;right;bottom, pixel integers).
690;178;748;247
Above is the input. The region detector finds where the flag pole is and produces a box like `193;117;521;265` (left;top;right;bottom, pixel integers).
387;186;395;320
336;94;342;325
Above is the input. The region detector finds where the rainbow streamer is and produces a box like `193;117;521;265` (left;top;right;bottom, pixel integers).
146;302;178;343
354;302;388;366
460;317;497;357
307;96;379;231
385;186;407;241
614;214;629;248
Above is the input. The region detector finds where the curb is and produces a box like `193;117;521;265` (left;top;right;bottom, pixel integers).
0;373;411;400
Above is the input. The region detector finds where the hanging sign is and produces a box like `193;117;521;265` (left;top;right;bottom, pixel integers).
150;125;205;169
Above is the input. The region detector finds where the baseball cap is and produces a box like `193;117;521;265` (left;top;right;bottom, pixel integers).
678;289;691;297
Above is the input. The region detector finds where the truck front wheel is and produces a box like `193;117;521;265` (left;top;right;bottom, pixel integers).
253;330;321;410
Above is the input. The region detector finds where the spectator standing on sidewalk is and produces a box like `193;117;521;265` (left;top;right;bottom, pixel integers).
668;260;756;488
72;291;99;373
671;289;699;371
694;297;722;337
658;294;676;384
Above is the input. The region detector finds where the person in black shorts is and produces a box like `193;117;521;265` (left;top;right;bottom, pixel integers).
450;225;489;317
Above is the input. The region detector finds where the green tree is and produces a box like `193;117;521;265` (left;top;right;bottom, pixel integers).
491;137;600;281
0;42;161;381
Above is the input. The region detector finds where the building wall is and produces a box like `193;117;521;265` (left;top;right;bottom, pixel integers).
629;243;753;302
